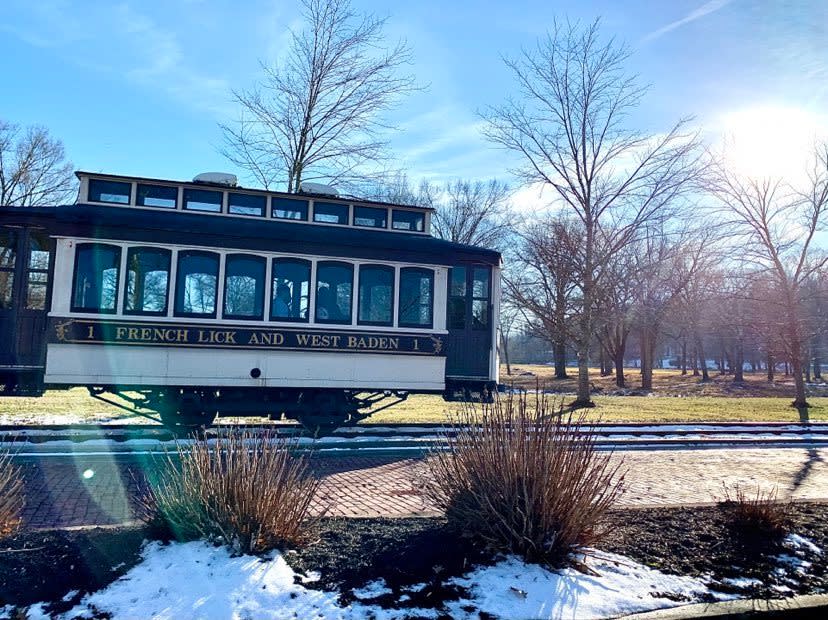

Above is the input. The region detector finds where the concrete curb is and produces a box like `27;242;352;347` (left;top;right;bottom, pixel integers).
620;594;828;618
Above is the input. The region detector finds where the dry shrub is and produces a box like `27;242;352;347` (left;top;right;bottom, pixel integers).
425;392;625;567
719;484;792;549
0;449;24;537
143;429;320;554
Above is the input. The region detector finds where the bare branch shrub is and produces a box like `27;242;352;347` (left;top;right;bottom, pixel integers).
719;483;792;551
425;392;625;567
0;450;24;537
142;430;320;554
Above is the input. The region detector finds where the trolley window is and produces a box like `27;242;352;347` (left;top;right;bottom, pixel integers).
354;206;387;229
0;230;16;309
448;266;466;329
313;202;349;225
392;210;425;232
174;251;219;317
184;188;222;213
125;247;171;315
88;179;131;204
224;254;266;320
229;193;266;217
272;258;310;322
26;233;50;310
272;197;308;221
399;268;434;328
137;184;177;209
358;265;393;326
472;266;490;330
71;243;121;313
316;262;353;324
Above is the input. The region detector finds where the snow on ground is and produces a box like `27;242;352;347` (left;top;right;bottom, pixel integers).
444;552;726;620
17;541;733;620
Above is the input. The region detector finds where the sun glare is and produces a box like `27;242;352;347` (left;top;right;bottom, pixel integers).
718;105;827;181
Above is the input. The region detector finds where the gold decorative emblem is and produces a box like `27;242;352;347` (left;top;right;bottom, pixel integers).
429;335;443;355
54;319;75;342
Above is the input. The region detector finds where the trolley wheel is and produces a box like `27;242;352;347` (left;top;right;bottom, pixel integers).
294;390;356;436
158;393;217;432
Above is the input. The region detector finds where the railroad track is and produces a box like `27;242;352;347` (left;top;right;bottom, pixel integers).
2;422;828;456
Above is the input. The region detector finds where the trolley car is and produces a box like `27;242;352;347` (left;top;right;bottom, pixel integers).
0;171;501;431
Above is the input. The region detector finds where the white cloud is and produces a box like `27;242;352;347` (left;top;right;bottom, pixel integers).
642;0;732;43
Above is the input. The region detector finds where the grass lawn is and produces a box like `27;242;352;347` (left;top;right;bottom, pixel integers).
0;366;826;425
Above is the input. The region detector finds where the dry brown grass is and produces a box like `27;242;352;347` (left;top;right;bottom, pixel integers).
425;392;625;567
719;484;792;551
0;450;24;537
143;429;320;554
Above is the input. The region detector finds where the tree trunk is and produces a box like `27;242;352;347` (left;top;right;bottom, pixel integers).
815;351;823;380
692;345;699;376
767;352;775;382
733;339;744;383
500;331;511;376
681;338;688;375
696;335;710;382
554;340;568;379
614;349;625;388
641;327;656;391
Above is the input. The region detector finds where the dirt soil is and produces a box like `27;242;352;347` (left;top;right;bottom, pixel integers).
1;504;826;616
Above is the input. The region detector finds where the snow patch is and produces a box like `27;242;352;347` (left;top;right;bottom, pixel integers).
27;542;732;620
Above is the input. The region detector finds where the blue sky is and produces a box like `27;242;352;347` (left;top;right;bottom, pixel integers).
3;0;827;197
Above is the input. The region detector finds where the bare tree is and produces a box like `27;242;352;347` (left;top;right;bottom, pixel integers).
0;120;75;206
484;20;701;405
707;144;828;411
507;216;582;380
428;179;515;250
220;0;417;192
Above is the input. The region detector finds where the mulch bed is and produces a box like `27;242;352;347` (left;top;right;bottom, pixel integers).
1;503;826;613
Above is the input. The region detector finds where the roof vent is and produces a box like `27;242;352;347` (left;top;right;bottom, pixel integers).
193;172;238;187
299;182;339;197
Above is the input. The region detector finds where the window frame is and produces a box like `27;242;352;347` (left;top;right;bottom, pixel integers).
315;260;354;325
173;250;220;319
357;264;395;327
183;188;223;213
24;232;51;311
222;253;267;321
88;179;132;205
228;192;267;217
398;267;435;329
353;206;388;229
272;197;309;221
391;209;426;232
271;257;312;323
70;242;122;314
136;183;178;209
471;266;491;331
0;229;18;311
123;247;172;317
313;202;350;226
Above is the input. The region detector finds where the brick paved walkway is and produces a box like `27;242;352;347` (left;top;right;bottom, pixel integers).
15;447;828;529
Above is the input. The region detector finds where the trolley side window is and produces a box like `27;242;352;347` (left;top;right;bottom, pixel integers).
71;243;121;313
354;206;387;229
471;267;490;330
229;193;266;217
399;268;434;328
184;188;222;213
26;233;50;310
357;264;393;326
223;254;266;320
0;230;16;309
174;251;219;317
137;184;177;209
272;258;310;322
272;197;308;221
88;179;131;204
392;209;425;232
125;248;171;315
315;262;353;324
447;266;466;329
313;202;349;225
